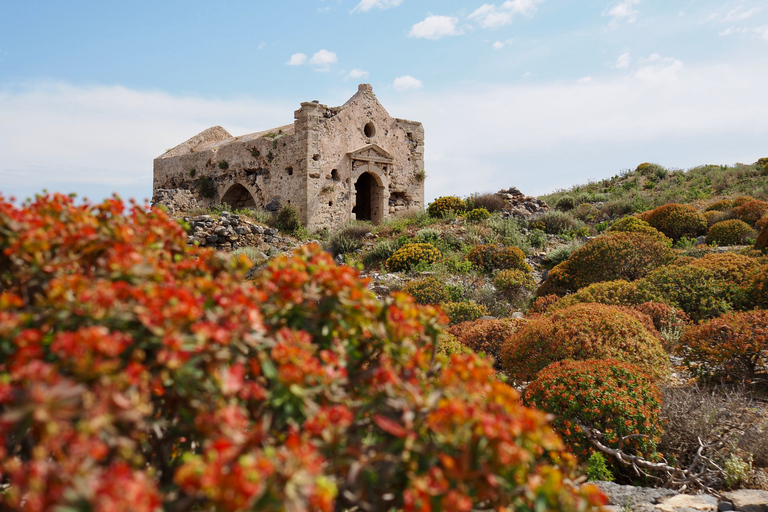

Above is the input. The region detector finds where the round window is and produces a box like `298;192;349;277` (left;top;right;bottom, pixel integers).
363;122;376;138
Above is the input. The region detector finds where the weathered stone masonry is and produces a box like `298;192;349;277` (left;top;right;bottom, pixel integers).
153;84;425;231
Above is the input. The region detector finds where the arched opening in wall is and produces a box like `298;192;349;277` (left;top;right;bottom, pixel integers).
353;171;384;223
221;183;257;208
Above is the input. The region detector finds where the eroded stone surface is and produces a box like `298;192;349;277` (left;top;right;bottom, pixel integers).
721;490;768;512
655;494;718;512
153;84;425;232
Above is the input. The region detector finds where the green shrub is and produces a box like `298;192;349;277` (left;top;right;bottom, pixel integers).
555;195;576;211
735;199;768;226
537;232;674;295
414;227;441;245
524;359;663;478
362;238;400;267
635;162;667;177
403;275;450;305
705;199;734;212
704;209;732;228
608;216;672;245
526;228;547;249
706;219;757;246
195;176;216;199
494;269;536;301
501;303;668;382
275;203;302;234
447;318;525;367
427;196;465;218
636;265;735;322
530;210;584;235
386;243;441;272
467;244;531;273
436;334;474;357
680;310;768;382
465;208;491;222
543;240;583;269
441;301;490;325
644;203;707;241
549;280;652;311
688;252;761;287
586;453;614;482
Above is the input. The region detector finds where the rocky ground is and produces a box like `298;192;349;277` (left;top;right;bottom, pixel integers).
595;482;768;512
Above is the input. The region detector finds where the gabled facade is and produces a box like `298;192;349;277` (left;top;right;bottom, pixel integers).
153;84;425;231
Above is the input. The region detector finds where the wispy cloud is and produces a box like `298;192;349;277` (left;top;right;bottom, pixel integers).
469;0;544;29
286;53;307;66
352;0;404;13
634;53;683;83
602;0;640;29
493;41;505;49
409;15;461;40
345;69;370;81
612;52;631;69
393;75;423;91
723;5;761;23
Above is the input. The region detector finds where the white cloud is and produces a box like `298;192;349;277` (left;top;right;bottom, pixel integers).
493;41;505;49
393;75;423;91
408;15;460;40
346;69;370;80
352;0;404;12
469;0;544;28
286;53;307;66
602;0;640;28
612;52;631;69
757;25;768;40
634;53;683;83
308;49;338;71
257;42;266;50
577;76;593;83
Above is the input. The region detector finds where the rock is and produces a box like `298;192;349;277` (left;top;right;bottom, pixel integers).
655;494;718;512
594;482;677;512
721;490;768;512
152;188;199;213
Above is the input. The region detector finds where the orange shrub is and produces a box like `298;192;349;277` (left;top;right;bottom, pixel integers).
447;318;525;368
732;196;755;208
500;303;668;382
536;232;674;295
524;359;663;478
633;301;691;333
705;199;735;212
0;193;605;512
756;215;768;230
529;294;560;315
757;224;768;251
735;199;768;226
680;310;768;382
706;219;756;246
644;203;707;241
703;210;730;228
688;252;761;287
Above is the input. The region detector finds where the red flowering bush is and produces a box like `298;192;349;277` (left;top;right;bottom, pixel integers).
537;232;674;295
386;242;441;272
500;303;668;382
706;219;756;246
448;318;526;368
0;193;605;511
467;244;531;273
404;275;450;305
680;310;768;382
735;199;768;226
645;203;707;241
524;359;664;478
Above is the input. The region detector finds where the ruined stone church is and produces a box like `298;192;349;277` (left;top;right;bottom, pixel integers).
153;84;425;231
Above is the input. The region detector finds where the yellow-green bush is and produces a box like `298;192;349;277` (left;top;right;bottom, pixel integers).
608;216;672;245
549;279;654;310
427;196;465;218
494;268;536;301
467;244;531;273
704;199;734;212
386;243;441;272
441;301;490;325
465;207;491;222
704;210;731;228
644;203;707;241
688;252;761;287
403;275;450;305
706;220;757;246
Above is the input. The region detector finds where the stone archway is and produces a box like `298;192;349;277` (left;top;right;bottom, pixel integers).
352;171;385;224
221;183;256;208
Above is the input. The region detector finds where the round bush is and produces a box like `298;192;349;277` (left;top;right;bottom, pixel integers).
404;275;450;305
635;162;666;177
703;210;731;228
437;334;474;358
633;301;691;334
494;268;535;301
386;243;441;272
704;199;735;212
448;318;525;367
555;195;577;211
0;193;605;511
756;224;768;251
538;232;674;295
688;252;761;287
524;359;663;470
608;216;672;245
706;219;757;246
680;310;768;382
732;196;755;208
644;203;707;241
530;211;584;235
735;199;768;226
427;196;465;218
465;207;491;222
756;215;768;230
441;301;490;325
529;294;560;315
636;265;736;322
467;244;531;273
501;303;668;382
549;280;654;311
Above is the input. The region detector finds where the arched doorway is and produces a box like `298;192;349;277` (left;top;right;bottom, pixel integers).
221;183;256;208
352;171;384;224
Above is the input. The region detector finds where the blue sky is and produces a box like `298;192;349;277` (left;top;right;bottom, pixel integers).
1;0;767;204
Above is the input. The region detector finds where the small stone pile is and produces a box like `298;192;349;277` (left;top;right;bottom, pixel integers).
595;482;768;512
496;187;549;217
152;188;199;214
184;212;298;254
